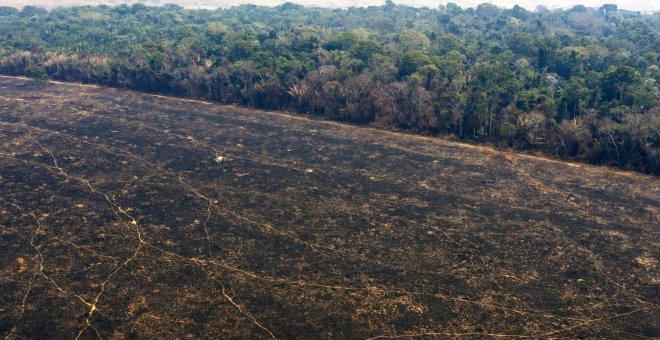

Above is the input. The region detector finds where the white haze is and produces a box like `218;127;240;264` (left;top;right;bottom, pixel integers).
0;0;657;13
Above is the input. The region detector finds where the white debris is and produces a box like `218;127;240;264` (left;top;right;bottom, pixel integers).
215;155;224;163
305;168;314;173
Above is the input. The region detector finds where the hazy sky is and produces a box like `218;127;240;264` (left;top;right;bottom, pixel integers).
0;0;657;12
214;0;658;12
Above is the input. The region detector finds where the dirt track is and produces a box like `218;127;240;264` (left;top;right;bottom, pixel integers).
0;77;658;338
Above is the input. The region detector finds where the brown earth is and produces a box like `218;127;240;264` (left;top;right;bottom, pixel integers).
0;76;658;339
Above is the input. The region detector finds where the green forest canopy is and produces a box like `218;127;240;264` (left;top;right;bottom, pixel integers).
0;2;659;173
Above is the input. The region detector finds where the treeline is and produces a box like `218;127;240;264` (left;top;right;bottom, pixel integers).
0;2;659;174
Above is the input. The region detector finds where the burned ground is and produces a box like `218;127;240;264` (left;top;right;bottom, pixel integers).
0;76;658;338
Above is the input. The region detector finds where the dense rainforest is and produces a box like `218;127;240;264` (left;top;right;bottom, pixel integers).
0;2;659;174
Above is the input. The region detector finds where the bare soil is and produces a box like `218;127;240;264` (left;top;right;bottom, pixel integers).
0;77;658;339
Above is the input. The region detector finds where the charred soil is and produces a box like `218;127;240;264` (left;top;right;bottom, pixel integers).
0;77;658;338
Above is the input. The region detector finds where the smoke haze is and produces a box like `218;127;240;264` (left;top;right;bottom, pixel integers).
1;0;657;12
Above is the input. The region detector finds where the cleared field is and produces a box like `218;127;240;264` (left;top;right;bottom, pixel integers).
0;76;658;338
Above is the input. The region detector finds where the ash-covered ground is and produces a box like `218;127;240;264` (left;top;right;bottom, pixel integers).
0;76;658;338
